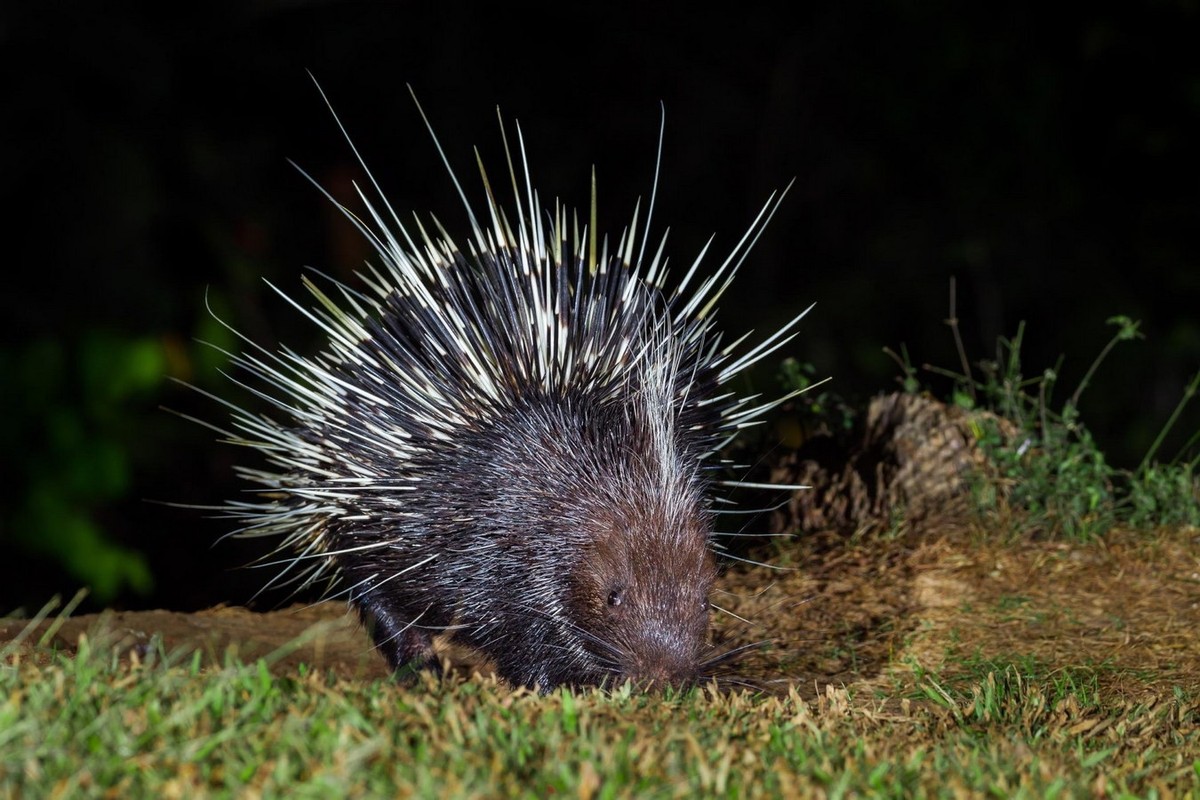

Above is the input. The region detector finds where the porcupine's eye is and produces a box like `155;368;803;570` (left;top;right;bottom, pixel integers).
607;588;624;607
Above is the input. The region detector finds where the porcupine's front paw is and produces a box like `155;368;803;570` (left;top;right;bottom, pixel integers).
355;596;439;679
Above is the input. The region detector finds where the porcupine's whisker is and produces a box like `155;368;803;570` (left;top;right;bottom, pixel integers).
701;639;773;669
709;603;756;627
711;500;794;518
709;549;797;571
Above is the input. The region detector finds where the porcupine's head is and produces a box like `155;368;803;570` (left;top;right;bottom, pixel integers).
207;84;812;691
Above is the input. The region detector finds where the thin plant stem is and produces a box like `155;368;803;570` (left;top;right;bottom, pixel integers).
944;276;975;404
1070;317;1142;409
1137;368;1200;477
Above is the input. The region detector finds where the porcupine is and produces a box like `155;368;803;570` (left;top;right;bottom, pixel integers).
204;85;812;690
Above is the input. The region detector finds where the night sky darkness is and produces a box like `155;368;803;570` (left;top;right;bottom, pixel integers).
3;2;1198;611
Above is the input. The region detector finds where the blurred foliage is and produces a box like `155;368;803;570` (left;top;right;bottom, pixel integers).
774;358;859;449
0;304;239;608
0;334;163;602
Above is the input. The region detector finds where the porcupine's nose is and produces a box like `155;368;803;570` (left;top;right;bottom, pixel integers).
631;657;698;690
627;621;700;689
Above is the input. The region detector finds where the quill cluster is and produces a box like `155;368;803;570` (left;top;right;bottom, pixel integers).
204;87;810;689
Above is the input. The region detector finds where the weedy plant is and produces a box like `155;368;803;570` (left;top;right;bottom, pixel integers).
908;284;1200;539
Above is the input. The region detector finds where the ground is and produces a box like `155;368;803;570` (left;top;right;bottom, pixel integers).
4;522;1197;703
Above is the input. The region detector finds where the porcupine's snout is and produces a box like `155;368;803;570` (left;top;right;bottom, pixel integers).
567;502;717;688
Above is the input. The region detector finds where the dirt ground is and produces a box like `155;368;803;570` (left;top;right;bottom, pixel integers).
715;523;1200;699
4;522;1198;700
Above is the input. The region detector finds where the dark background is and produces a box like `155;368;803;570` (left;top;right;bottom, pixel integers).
3;1;1197;613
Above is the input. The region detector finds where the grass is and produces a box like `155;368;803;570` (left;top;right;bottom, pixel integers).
1;613;1197;798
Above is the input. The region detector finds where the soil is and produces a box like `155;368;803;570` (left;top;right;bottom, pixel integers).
3;522;1197;700
713;522;1200;699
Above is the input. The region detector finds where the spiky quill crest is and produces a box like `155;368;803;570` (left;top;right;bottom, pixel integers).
203;84;813;688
